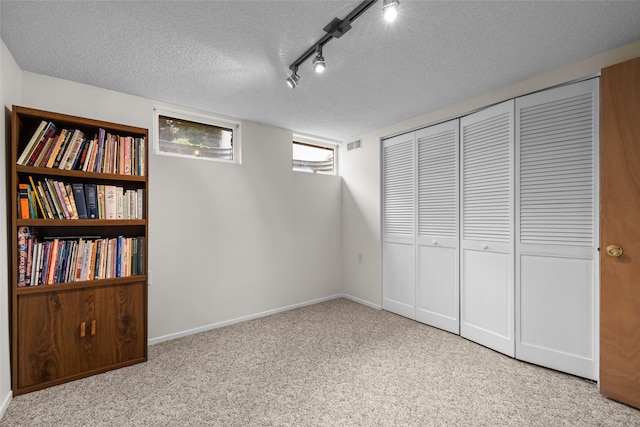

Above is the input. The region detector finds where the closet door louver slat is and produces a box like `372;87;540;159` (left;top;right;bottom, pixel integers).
383;139;414;237
462;111;512;243
418;127;457;239
519;93;594;247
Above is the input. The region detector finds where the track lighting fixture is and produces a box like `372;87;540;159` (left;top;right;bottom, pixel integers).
286;0;399;88
286;68;300;89
312;47;326;73
382;0;400;22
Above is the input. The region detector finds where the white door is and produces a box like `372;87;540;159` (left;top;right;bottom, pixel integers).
382;133;415;319
515;79;599;380
460;100;515;357
415;120;459;333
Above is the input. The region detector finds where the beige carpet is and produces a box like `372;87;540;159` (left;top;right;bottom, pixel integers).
1;298;638;426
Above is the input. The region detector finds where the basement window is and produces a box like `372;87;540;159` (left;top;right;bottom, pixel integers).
292;140;336;175
154;106;241;163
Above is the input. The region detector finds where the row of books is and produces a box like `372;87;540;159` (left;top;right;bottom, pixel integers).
19;176;145;220
17;120;146;176
17;227;145;287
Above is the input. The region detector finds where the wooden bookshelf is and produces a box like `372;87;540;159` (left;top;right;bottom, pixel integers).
9;106;148;395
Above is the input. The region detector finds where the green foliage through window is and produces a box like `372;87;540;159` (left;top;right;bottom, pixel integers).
158;115;234;161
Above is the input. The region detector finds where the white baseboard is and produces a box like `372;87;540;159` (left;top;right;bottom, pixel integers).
339;293;382;310
0;390;12;420
148;293;380;346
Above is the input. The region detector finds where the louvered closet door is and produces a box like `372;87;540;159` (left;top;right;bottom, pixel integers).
415;120;459;333
460;100;515;357
382;133;416;319
515;79;599;380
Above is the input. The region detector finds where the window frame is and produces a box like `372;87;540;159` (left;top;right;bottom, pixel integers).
153;105;242;164
292;134;339;175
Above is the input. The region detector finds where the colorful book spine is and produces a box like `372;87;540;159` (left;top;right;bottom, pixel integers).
17;120;48;165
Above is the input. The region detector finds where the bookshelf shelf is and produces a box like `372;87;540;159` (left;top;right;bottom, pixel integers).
16;165;147;182
9;105;148;395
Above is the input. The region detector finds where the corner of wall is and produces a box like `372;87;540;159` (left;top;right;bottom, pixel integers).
0;37;23;419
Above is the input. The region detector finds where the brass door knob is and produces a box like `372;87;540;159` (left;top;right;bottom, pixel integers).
606;245;623;257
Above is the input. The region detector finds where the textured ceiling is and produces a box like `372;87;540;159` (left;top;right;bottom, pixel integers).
2;1;640;141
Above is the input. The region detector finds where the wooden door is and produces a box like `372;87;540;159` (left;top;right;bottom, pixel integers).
16;289;95;390
94;282;146;368
600;57;640;408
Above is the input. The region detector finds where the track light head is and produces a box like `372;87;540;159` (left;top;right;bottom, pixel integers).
312;48;326;74
286;73;300;89
383;0;400;22
286;68;300;89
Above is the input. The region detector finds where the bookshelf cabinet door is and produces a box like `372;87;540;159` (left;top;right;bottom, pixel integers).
17;290;96;389
94;282;146;368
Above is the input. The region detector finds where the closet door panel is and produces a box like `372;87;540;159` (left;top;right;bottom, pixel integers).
382;133;416;318
416;245;457;332
415;120;459;333
461;249;512;353
519;254;595;376
460;100;515;357
383;241;415;318
515;78;599;380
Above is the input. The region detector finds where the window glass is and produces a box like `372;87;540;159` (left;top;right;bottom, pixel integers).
293;141;334;174
154;107;240;163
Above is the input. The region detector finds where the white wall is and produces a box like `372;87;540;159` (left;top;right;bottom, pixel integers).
19;72;342;342
0;39;23;417
341;40;640;307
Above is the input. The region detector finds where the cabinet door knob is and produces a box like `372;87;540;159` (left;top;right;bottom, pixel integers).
432;240;438;246
91;320;96;336
482;243;488;250
80;322;86;338
606;245;623;257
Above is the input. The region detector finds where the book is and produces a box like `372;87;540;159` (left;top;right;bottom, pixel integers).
31;242;41;286
28;176;46;218
52;129;75;168
53;240;67;283
97;185;105;219
53;180;72;219
26;126;57;166
82;138;97;172
45;129;68;168
70;137;88;170
46;238;60;284
84;183;98;219
71;183;88;219
37;181;56;219
61;129;85;170
17;120;48;165
65;184;79;219
74;238;84;281
17;227;30;287
116;186;124;219
18;183;30;219
31;134;55;167
104;185;117;219
44;179;65;219
94;131;105;172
